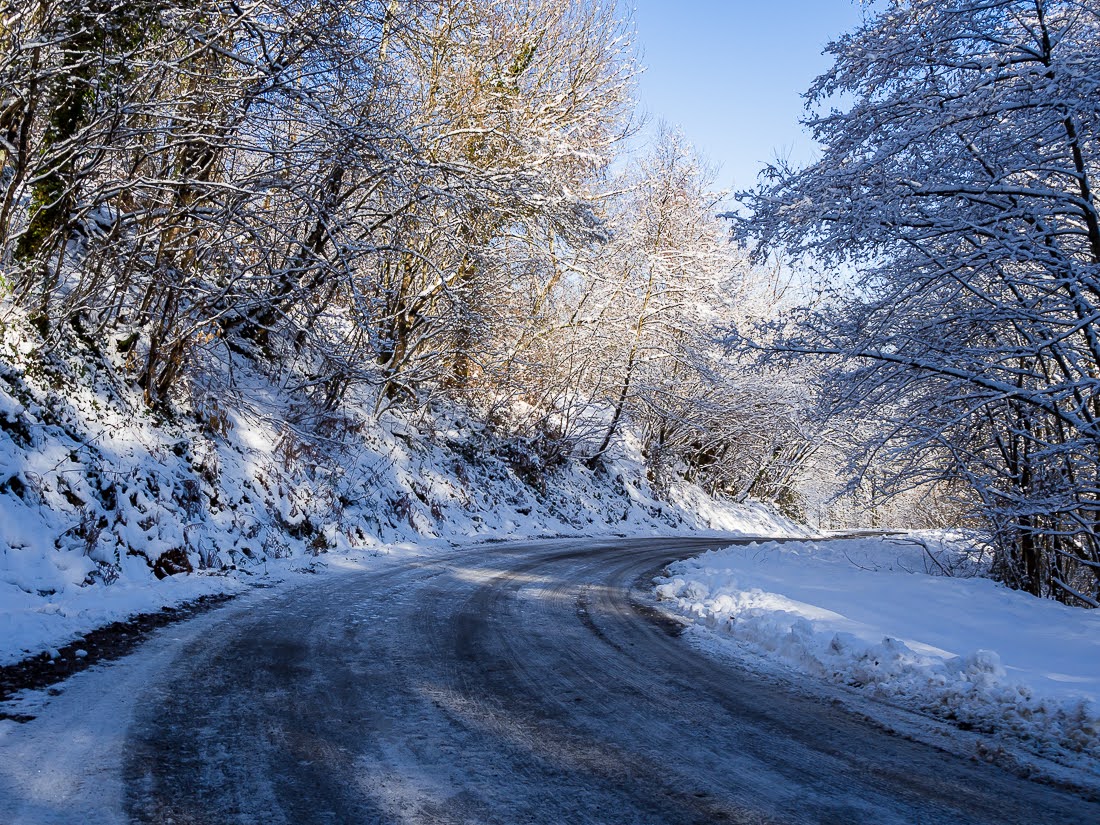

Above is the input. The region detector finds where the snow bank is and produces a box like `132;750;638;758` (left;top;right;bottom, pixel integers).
0;313;803;666
655;536;1100;770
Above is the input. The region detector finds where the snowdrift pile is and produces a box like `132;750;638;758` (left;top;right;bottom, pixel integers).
655;537;1100;773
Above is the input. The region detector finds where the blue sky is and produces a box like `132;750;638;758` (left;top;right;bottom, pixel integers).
630;1;865;191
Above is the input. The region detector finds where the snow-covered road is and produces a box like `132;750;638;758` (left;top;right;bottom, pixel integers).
3;537;1098;824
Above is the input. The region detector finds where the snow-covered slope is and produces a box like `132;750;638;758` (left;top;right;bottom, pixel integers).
655;536;1100;778
0;318;805;667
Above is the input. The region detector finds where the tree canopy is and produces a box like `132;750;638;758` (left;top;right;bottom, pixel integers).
735;0;1100;604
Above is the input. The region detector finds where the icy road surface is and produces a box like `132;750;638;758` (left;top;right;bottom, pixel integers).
7;537;1099;824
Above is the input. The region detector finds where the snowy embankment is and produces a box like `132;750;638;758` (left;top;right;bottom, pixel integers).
0;317;804;668
655;536;1100;775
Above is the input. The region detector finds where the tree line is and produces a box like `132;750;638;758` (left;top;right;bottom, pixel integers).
0;1;809;509
11;0;1093;608
737;0;1100;606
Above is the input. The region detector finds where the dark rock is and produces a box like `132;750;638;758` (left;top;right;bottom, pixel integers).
153;548;193;579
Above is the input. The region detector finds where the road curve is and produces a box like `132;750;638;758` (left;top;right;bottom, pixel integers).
123;537;1099;824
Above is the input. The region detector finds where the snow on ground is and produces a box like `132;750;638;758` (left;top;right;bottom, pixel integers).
655;535;1100;776
0;311;805;668
0;576;301;825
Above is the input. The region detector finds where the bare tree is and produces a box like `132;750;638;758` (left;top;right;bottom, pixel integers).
734;0;1100;604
